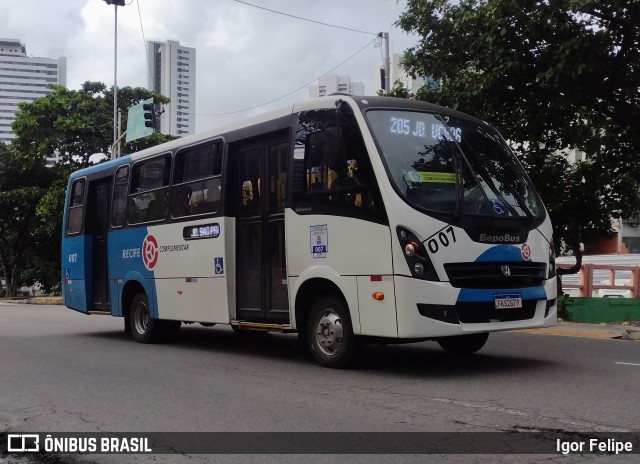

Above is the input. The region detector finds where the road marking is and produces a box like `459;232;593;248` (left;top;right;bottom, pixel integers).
614;362;640;367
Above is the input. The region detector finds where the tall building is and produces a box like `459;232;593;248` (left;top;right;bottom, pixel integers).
373;53;424;95
309;74;364;98
146;39;196;137
0;38;67;144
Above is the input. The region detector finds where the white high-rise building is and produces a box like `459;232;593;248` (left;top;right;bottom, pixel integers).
0;38;67;144
309;74;364;98
373;53;424;95
146;39;196;137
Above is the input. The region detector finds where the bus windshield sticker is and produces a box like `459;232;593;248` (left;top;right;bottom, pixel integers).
184;223;220;240
490;199;506;215
404;171;457;184
310;224;328;259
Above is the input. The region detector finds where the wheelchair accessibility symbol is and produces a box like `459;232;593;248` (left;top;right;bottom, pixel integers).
214;257;224;275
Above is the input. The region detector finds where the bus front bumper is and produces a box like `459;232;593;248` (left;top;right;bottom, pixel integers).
394;275;558;339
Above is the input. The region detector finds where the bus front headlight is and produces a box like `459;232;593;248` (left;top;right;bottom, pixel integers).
397;227;438;281
405;243;417;257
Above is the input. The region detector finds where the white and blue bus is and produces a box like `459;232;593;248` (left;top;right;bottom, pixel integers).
62;95;557;367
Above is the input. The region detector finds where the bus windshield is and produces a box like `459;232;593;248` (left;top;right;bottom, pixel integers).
366;110;543;219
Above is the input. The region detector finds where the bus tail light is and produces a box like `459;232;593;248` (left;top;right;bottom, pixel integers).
372;292;385;300
397;227;438;281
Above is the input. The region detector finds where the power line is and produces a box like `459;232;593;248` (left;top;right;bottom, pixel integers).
195;37;378;117
233;0;378;36
136;0;150;83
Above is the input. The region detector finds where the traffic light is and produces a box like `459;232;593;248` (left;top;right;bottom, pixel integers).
143;103;155;129
104;0;125;5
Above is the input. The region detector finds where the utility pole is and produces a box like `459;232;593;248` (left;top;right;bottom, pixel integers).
104;0;125;159
117;108;122;158
378;32;390;94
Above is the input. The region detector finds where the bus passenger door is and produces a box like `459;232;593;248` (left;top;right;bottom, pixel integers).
86;177;111;311
235;136;290;323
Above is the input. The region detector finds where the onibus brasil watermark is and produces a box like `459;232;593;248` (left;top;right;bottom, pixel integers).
7;434;151;453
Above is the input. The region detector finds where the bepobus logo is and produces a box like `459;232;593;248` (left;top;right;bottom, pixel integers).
7;434;40;452
478;233;521;243
142;235;158;270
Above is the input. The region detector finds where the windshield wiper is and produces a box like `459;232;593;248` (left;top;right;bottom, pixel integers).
440;117;535;221
479;158;535;221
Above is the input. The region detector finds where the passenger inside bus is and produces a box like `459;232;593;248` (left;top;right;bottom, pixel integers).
330;159;362;206
172;186;192;217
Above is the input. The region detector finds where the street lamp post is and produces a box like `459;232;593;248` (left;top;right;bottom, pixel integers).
104;0;125;159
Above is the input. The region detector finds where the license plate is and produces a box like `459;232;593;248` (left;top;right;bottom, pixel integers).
495;294;522;309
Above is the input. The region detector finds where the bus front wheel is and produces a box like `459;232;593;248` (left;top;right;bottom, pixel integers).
437;333;489;355
307;297;355;368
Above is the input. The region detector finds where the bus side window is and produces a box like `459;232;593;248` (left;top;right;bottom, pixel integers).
66;178;85;234
128;155;171;224
292;109;383;218
172;140;223;218
111;165;129;227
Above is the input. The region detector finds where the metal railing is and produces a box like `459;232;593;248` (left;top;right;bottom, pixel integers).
558;263;640;297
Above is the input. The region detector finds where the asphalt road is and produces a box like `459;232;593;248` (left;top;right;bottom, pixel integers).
1;303;639;464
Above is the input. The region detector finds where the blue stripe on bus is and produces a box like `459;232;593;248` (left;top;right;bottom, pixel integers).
69;155;133;179
61;234;92;312
475;245;525;262
457;286;547;303
454;245;545;303
107;227;159;319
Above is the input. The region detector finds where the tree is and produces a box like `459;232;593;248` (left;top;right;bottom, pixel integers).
377;80;412;98
0;142;56;296
6;82;177;294
12;81;175;168
396;0;640;266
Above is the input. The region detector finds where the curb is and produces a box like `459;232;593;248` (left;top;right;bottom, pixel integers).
0;297;63;305
517;323;640;340
30;297;63;305
516;327;623;339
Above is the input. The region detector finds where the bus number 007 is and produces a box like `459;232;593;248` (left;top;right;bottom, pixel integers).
427;227;456;254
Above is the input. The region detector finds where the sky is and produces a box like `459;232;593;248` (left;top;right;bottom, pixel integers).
1;0;418;133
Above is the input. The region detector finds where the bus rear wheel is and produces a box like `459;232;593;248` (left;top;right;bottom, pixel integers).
437;333;489;355
307;297;355;368
129;292;180;343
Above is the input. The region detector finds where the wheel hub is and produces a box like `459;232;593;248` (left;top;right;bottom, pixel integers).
133;301;149;334
315;310;344;356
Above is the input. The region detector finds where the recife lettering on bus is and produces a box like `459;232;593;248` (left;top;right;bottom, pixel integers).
122;248;141;259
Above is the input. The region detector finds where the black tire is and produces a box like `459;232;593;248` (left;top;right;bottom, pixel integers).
437;333;489;355
307;297;356;368
130;292;163;343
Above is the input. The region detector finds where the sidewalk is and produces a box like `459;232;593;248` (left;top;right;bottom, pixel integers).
518;320;640;341
0;296;63;305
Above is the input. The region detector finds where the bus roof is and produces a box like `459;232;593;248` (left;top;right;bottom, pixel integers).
69;95;488;180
